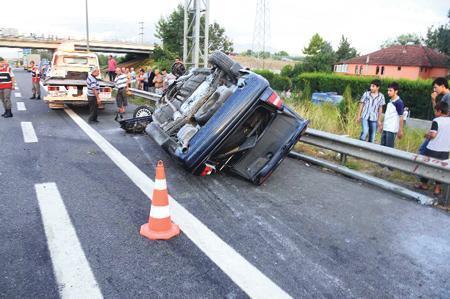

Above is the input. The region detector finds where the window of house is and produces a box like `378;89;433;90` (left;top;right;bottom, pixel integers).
355;65;358;74
376;66;380;75
420;67;423;72
381;66;385;75
359;65;363;75
397;66;401;71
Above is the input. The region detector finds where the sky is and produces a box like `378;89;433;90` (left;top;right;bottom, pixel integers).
0;0;449;58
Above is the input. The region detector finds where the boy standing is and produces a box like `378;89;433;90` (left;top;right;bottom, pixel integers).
357;79;385;142
415;102;450;196
418;77;450;155
431;77;450;109
379;82;404;148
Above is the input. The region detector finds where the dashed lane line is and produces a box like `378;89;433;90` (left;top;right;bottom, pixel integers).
64;108;291;299
35;183;103;299
17;102;26;111
21;122;38;143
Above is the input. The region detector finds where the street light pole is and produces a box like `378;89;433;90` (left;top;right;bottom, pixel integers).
85;0;90;52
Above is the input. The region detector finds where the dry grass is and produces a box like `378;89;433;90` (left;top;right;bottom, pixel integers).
232;55;295;72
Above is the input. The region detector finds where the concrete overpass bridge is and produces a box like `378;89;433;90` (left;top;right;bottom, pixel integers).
0;36;154;55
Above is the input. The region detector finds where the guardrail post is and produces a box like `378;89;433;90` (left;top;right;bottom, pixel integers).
340;153;347;165
444;184;450;208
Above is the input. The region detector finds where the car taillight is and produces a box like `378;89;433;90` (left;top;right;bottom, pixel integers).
267;91;283;109
48;86;59;96
200;164;215;176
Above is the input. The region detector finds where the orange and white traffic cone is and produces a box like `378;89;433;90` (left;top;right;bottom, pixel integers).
140;160;180;240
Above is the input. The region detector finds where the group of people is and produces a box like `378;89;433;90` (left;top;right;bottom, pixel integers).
81;56;187;123
107;55;185;94
0;59;41;119
356;77;450;196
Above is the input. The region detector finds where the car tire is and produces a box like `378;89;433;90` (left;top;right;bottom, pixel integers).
133;105;154;118
208;51;242;79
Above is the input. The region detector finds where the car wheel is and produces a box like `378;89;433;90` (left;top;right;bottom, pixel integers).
208;51;242;79
133;105;154;118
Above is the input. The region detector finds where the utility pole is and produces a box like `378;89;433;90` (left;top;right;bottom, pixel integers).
85;0;90;52
138;21;144;44
252;0;271;69
183;0;210;68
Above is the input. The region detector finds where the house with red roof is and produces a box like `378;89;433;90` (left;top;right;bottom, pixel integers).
334;45;449;80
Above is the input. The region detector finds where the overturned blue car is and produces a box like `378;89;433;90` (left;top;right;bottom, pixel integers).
129;51;308;185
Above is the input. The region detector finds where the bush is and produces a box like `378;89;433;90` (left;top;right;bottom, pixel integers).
293;72;438;120
254;69;292;91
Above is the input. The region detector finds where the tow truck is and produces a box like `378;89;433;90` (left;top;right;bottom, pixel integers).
43;50;113;109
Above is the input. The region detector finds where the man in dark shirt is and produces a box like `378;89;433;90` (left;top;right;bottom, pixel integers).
171;57;186;78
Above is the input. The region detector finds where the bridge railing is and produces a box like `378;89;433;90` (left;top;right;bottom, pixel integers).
129;89;450;205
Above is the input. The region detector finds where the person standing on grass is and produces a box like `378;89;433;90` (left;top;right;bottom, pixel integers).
147;67;155;92
114;67;129;121
418;77;450;155
153;69;164;94
130;67;137;88
414;102;450;196
136;68;145;90
107;55;117;81
86;68;101;123
378;82;404;148
357;79;385;143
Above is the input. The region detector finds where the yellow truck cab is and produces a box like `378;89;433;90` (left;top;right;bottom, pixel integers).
43;50;113;109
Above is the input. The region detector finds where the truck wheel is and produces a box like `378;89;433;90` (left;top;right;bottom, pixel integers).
208;51;242;79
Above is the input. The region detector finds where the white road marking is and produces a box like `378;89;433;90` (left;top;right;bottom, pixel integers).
35;183;103;299
65;108;291;299
21;122;38;143
17;102;26;111
14;92;21;98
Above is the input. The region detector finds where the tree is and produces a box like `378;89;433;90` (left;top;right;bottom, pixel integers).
208;22;234;53
335;35;358;62
155;4;233;58
302;34;336;72
155;5;185;57
381;33;423;48
274;50;289;57
303;33;326;56
425;9;450;57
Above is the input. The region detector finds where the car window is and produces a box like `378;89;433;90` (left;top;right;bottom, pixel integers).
63;57;88;65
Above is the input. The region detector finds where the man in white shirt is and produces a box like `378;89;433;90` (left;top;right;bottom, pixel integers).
379;82;404;148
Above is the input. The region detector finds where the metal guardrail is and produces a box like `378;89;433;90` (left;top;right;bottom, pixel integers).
129;89;450;204
128;88;161;102
298;128;450;185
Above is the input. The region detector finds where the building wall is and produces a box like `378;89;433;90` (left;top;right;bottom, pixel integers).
428;67;448;79
334;63;449;80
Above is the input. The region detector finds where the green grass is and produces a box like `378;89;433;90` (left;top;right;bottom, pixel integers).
128;95;153;107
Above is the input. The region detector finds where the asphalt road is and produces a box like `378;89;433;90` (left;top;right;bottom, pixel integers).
1;70;449;298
